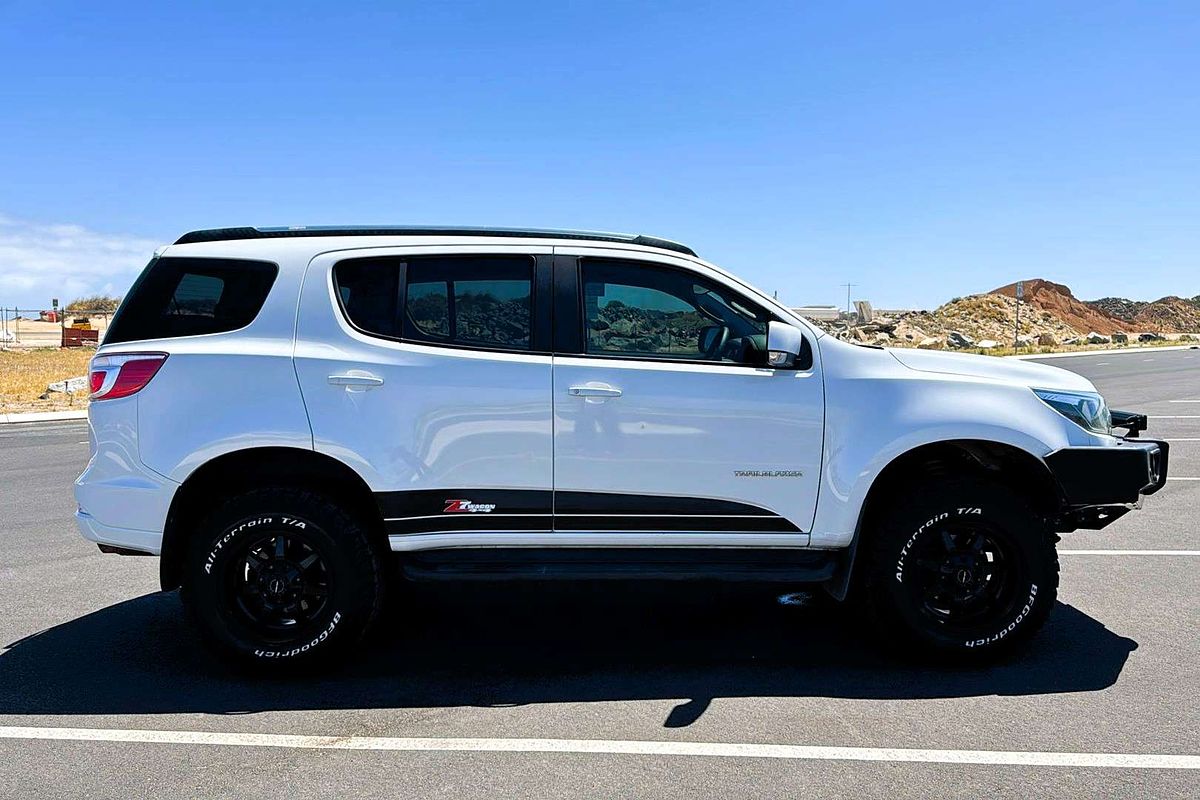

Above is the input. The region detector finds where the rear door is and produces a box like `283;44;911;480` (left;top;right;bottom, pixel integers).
550;249;824;542
294;246;555;545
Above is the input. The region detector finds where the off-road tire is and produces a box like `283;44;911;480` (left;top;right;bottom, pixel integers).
862;478;1059;662
181;488;384;669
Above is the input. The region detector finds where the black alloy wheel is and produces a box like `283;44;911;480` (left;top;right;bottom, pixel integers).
903;521;1022;632
228;531;332;634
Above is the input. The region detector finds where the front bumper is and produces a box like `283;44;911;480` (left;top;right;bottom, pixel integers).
1045;438;1169;530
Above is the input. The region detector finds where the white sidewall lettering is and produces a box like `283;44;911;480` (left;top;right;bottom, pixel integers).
965;584;1038;648
253;612;343;659
894;511;950;583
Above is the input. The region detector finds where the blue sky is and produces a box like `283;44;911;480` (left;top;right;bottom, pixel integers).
1;1;1196;310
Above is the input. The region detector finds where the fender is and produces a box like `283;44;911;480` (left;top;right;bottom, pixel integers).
809;338;1082;549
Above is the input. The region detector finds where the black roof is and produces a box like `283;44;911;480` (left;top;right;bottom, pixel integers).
173;225;696;256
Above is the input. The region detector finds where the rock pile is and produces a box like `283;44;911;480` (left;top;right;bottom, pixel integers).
1089;297;1148;322
1085;294;1200;332
814;292;1082;350
1122;296;1200;333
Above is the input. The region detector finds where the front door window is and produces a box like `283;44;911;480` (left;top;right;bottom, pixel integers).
580;259;769;365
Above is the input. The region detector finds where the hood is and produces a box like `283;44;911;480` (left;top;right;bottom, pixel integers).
888;348;1096;392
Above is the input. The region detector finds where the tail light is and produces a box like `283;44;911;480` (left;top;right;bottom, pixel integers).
89;353;168;400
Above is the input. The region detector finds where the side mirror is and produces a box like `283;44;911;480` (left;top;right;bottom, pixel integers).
767;321;804;368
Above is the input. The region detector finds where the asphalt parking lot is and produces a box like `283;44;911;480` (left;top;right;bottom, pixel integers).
1;348;1197;798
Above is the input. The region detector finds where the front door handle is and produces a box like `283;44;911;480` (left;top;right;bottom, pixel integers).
568;384;622;398
328;372;385;389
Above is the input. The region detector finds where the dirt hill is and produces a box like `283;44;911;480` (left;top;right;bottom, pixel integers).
1127;296;1200;332
806;279;1199;349
1084;293;1200;333
929;293;1080;343
990;280;1125;334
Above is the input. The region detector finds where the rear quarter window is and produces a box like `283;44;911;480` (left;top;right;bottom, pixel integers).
104;257;278;344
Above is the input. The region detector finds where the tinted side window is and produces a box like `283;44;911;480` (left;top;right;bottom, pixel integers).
334;258;401;337
405;280;449;338
580;259;768;365
105;257;277;344
403;257;533;350
332;255;536;351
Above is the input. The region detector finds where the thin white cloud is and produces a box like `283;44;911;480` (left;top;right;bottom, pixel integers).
0;214;163;309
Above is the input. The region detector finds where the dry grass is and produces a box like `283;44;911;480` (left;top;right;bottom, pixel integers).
886;337;1199;357
0;347;95;413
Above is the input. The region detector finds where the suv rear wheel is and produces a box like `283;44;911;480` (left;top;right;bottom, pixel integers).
181;488;384;668
861;478;1059;662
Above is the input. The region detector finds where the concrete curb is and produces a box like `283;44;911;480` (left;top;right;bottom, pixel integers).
0;410;88;425
1007;344;1200;360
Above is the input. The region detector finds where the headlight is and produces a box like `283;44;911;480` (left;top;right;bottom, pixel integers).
1033;388;1112;435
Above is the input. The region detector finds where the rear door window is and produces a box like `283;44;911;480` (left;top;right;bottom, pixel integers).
104;257;278;344
403;258;533;350
333;255;536;352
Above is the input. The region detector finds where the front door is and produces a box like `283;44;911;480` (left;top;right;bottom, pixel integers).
551;251;823;542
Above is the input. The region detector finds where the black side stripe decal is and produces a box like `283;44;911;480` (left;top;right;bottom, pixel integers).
555;515;800;533
385;515;552;535
554;491;778;517
376;489;800;535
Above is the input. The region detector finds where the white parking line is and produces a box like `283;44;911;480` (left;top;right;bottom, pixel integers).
1153;416;1200;419
1166;477;1199;481
0;726;1195;770
1059;550;1200;556
1168;400;1200;403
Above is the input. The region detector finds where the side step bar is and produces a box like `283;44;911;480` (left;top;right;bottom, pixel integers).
399;548;838;583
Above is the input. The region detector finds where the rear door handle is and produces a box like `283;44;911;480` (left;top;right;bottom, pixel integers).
328;372;385;389
568;385;622;398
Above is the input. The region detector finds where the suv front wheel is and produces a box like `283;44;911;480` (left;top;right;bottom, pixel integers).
861;478;1059;662
181;488;384;668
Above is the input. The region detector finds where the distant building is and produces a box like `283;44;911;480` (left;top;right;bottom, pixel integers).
792;305;842;322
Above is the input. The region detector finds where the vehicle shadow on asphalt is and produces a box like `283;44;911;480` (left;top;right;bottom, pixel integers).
0;583;1137;727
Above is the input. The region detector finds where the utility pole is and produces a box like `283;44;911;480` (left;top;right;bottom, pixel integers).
1014;281;1023;349
843;283;856;318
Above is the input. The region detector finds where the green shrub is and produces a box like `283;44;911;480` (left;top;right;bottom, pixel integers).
65;295;122;313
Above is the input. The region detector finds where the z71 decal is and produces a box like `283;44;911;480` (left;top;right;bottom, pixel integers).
443;499;497;514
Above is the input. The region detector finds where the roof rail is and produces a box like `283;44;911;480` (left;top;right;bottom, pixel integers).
173;225;697;256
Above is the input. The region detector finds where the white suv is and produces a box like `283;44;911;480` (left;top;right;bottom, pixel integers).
75;226;1168;666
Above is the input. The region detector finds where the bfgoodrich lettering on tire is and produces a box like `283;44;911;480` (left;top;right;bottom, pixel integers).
181;488;384;668
862;479;1059;662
